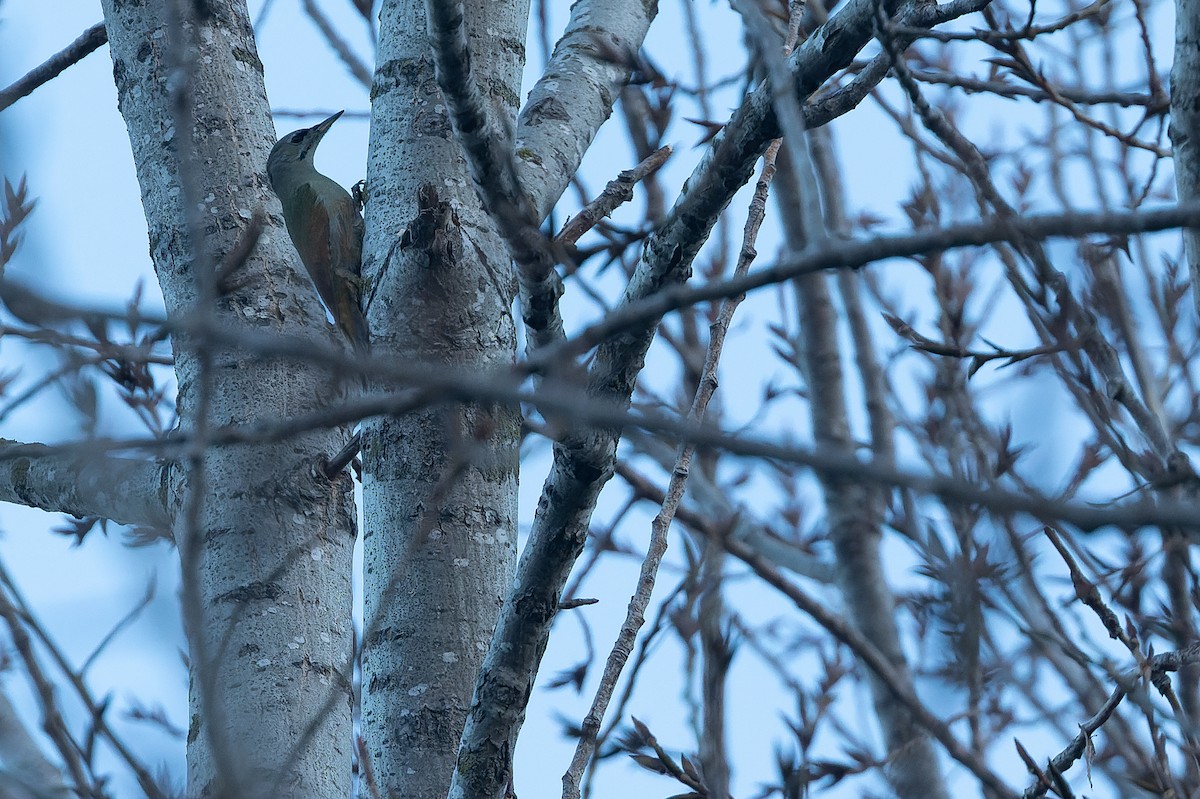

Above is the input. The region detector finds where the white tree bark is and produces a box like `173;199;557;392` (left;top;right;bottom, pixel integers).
1172;0;1200;315
1;1;1196;798
358;1;527;797
0;443;170;529
99;2;357;796
515;0;656;218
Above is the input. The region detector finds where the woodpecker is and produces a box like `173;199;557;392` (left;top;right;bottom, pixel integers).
267;111;370;352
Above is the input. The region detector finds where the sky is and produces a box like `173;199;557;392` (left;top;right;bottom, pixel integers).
0;0;1181;797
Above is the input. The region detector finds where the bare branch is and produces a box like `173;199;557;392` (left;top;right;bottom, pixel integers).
911;67;1165;110
302;0;373;88
555;145;672;247
563;139;781;799
722;530;1020;799
515;0;657;219
0;22;108;113
0;564;171;799
423;0;566;350
4;294;1200;536
0;588;94;795
0;683;72;799
0;438;171;529
539;202;1200;369
1023;643;1200;798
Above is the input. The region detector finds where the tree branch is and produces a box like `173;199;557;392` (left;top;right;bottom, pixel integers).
9;288;1200;537
1023;642;1200;798
302;0;373;88
424;0;565;350
444;0;1169;793
555;145;672;247
536;202;1200;368
0;22;107;113
562;137;777;799
722;530;1021;799
0;439;170;529
515;0;657;220
0;683;72;799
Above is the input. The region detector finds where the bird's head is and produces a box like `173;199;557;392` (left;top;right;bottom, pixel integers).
266;110;344;189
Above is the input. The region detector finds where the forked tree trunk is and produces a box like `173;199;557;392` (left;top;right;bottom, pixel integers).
359;1;527;797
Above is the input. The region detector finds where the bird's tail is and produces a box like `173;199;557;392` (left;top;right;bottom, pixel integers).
339;305;371;392
338;303;371;356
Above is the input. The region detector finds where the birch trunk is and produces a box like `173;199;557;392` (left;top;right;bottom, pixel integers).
1173;0;1200;315
99;2;357;796
358;1;528;796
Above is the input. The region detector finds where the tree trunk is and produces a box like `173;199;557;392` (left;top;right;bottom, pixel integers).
358;1;528;797
1172;0;1200;315
100;2;357;796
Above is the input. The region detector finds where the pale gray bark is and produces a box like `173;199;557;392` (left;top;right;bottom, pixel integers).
450;2;913;795
0;1;1192;798
515;0;657;219
0;684;72;799
1172;0;1200;315
358;2;526;797
99;2;357;796
0;442;170;529
422;0;566;352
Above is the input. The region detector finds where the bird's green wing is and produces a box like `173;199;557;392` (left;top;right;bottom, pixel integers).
323;188;370;351
286;180;369;350
285;181;341;312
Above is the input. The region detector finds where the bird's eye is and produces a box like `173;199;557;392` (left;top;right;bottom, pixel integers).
290;131;305;144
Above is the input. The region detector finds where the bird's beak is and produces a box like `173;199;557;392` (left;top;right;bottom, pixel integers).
309;110;345;144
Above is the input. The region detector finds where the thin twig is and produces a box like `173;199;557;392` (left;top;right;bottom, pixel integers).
1022;642;1200;798
555;146;672;247
0;563;169;799
562;136;783;799
910;68;1165;111
0;585;94;795
301;0;373;88
531;202;1200;370
722;532;1021;799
